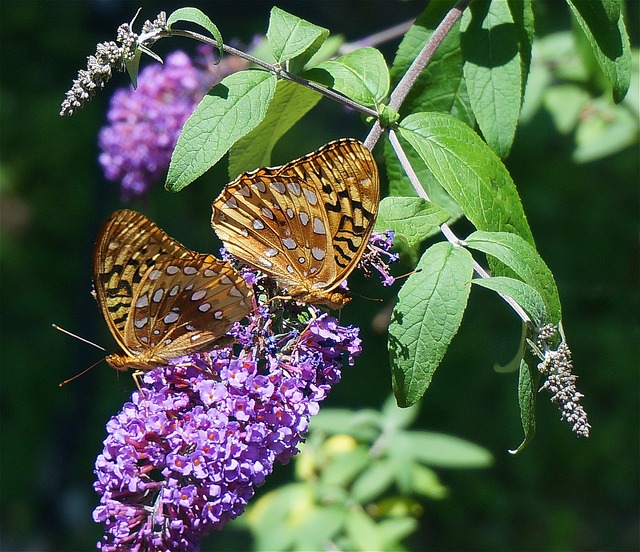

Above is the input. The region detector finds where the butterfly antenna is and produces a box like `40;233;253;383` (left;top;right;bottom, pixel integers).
394;268;422;281
51;323;106;351
349;290;384;303
58;357;104;387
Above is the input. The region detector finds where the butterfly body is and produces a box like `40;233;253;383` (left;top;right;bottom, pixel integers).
94;210;253;372
211;139;379;309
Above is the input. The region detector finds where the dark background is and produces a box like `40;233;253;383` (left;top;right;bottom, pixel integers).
1;1;638;550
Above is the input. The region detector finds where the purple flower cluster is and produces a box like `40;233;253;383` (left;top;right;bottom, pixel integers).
93;313;361;551
98;47;247;199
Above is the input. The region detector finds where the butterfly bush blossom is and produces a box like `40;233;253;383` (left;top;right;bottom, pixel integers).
98;46;248;199
93;312;361;551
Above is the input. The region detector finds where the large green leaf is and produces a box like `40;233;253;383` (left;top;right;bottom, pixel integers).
398;112;534;245
511;359;538;454
390;431;493;468
305;47;390;107
466;230;561;323
389;242;474;406
167;7;223;53
228;80;321;178
461;0;523;157
266;7;328;72
472;276;547;327
567;0;631;103
374;196;450;247
166;70;276;192
389;1;474;126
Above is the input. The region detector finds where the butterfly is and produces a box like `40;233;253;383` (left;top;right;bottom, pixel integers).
93;209;253;372
211;138;379;309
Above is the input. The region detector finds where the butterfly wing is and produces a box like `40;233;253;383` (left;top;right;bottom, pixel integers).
94;209;252;363
211;139;379;298
123;252;252;360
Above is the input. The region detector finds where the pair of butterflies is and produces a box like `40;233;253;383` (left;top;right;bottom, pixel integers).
95;139;380;372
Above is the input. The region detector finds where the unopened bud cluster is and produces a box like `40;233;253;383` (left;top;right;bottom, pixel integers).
60;12;167;116
536;324;590;438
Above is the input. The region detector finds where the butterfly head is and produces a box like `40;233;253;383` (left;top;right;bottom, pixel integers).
105;352;168;372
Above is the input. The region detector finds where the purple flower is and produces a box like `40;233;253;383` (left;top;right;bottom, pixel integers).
359;230;399;286
93;311;361;551
98;46;248;199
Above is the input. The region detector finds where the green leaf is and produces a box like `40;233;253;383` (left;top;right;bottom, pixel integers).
399;112;534;244
601;0;621;23
510;359;538;454
472;276;547;327
409;464;448;499
384;136;464;223
123;49;142;89
543;84;591;135
350;458;396;503
390;2;474;126
167;7;223;54
574;95;639;162
380;394;421;431
311;409;381;441
389;243;474;406
293;505;347;551
378;517;420;547
466;230;561;323
246;483;311;550
344;508;384;552
566;0;631;103
228;80;321;178
461;0;523;157
321;448;370;488
508;0;535;94
374;196;450;247
306;47;390;107
266;7;329;72
166;70;276;192
392;431;493;468
493;322;527;374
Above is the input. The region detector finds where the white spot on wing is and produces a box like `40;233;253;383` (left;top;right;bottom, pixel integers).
265;248;278;258
252;219;265;230
134;317;148;329
148;269;162;281
135;294;149;308
312;247;326;261
166;265;179;275
299;212;309;226
191;289;207;301
287;182;301;196
313;217;326;235
153;289;164;303
184;266;197;275
198;302;211;313
261;207;275;220
270;181;286;194
164;312;179;324
282;237;297;250
303;188;318;205
169;285;180;296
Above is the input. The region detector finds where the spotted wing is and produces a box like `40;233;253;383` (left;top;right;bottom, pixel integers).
122;253;252;360
211;139;379;296
93;209;252;361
